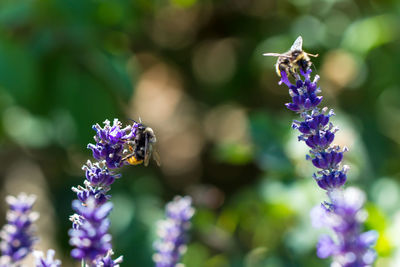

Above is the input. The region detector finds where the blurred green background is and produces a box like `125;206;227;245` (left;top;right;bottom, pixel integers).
0;0;399;266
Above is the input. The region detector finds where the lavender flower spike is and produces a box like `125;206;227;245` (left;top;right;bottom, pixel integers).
69;119;141;265
33;249;62;267
270;39;378;266
69;197;113;265
0;193;39;265
153;196;195;267
82;160;121;188
311;188;378;266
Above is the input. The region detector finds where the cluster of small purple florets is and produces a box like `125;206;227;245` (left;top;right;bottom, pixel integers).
153;196;195;267
69;119;138;266
282;69;348;191
0;193;62;267
69;198;113;261
311;188;378;266
33;249;62;267
87;119;138;169
0;193;39;265
279;69;377;266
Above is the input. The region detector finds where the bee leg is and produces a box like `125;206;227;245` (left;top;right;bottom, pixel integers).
288;68;297;78
307;53;319;57
299;60;310;74
277;64;288;78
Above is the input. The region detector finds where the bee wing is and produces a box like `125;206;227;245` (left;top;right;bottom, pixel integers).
152;149;161;167
263;53;288;57
144;134;151;167
290;36;303;51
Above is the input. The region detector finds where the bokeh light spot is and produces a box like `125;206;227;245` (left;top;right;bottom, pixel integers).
192;39;237;85
342;15;396;55
321;49;358;89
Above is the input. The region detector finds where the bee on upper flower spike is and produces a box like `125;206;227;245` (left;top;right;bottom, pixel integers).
263;36;318;77
123;122;161;167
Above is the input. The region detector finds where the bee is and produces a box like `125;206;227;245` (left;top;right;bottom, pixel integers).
123;122;161;167
263;36;318;77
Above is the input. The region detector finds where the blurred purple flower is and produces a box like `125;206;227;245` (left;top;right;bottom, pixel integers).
0;193;38;264
277;62;378;266
69;213;84;230
69;198;113;265
96;249;123;267
153;196;195;267
34;249;62;267
311;188;378;266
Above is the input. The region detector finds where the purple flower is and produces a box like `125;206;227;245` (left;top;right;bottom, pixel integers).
69;119;142;265
82;160;121;188
69;213;84;230
70;119;156;264
311;188;378;266
273;45;378;266
96;249;123;267
87;119;137;169
72;180;109;206
285;70;348;191
72;160;121;207
282;70;322;113
69;198;113;265
33;249;62;267
0;193;39;264
153;196;195;267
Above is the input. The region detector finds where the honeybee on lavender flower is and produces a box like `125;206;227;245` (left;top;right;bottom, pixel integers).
263;36;318;77
123;121;161;167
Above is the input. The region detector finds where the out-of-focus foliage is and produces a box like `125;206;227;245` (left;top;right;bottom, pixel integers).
0;0;399;266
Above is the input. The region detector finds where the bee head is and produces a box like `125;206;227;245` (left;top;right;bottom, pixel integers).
291;50;302;59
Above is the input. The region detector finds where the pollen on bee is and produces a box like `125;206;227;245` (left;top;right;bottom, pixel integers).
126;156;144;165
